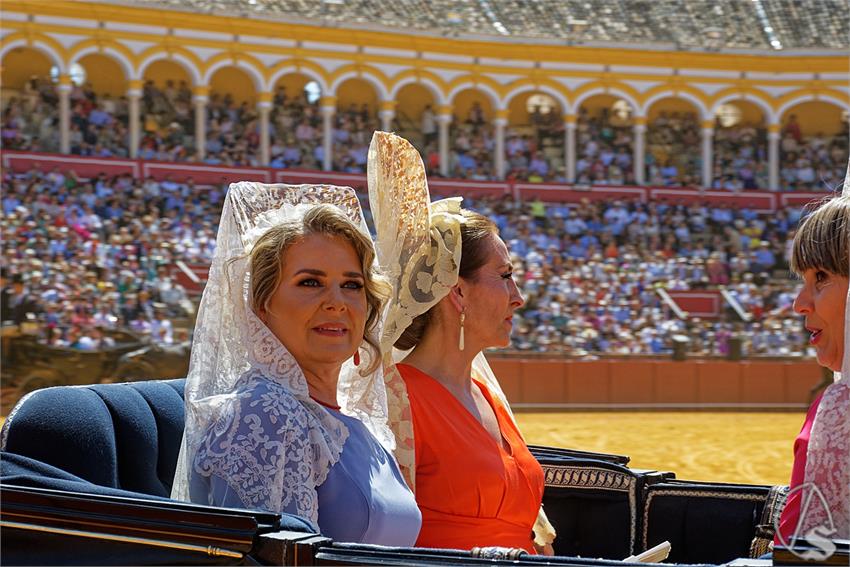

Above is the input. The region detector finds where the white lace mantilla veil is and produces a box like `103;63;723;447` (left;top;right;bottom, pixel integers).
367;131;556;546
170;182;394;524
800;159;850;540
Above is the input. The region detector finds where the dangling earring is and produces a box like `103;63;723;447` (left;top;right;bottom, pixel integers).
353;350;361;366
458;309;466;351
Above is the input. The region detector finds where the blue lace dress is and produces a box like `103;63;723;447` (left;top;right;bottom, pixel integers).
188;371;421;546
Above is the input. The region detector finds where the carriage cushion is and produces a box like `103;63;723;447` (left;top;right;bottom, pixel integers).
0;379;186;498
642;480;771;564
537;457;667;560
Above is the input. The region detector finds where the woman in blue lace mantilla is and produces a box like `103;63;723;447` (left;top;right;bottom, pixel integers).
171;183;421;546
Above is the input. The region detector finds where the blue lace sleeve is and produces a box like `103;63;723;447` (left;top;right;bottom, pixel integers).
189;372;338;523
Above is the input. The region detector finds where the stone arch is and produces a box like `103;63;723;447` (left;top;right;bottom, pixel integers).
710;89;775;124
329;65;390;101
136;48;203;85
641;88;711;121
502;81;570;117
1;34;66;74
446;77;501;111
268;61;329;94
67;40;134;82
573;84;641;116
202;54;266;94
389;71;447;106
334;75;383;118
776;91;850;121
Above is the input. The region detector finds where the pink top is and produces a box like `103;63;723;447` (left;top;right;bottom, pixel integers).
775;392;824;545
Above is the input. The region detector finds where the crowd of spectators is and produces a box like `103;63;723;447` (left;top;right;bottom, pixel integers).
504;104;565;183
1;167;218;349
328;102;380;173
712;121;769;191
779;114;849;192
2;77;62;154
467;194;809;357
442;102;495;180
138;78;200;162
646;111;701;187
573;107;636;186
3;76;847;191
1;163;817;359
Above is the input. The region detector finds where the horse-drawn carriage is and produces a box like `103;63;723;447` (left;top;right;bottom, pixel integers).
1;378;845;566
0;326;189;413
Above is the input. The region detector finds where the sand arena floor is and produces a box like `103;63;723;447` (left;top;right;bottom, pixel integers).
516;411;806;486
0;410;804;487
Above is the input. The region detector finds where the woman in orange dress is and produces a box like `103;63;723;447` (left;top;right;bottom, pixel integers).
367;131;556;554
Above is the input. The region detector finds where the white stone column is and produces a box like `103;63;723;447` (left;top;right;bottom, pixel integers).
494;110;508;180
564;115;576;183
437;105;454;177
437;105;452;177
193;86;209;161
58;75;72;154
127;79;142;159
768;124;780;191
257;92;272;166
701;120;714;189
320;96;336;172
379;101;396;132
633;118;646;185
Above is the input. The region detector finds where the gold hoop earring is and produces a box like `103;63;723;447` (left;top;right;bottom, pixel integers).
459;309;465;351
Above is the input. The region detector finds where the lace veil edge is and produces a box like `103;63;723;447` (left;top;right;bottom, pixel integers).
171;182;395;520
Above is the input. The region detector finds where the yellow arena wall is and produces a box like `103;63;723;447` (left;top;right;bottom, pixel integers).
1;0;849;193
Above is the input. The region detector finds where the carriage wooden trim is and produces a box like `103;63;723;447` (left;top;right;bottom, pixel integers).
543;465;636;492
1;519;246;560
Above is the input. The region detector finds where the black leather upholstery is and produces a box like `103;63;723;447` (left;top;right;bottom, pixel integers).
1;379;186;497
642;479;772;564
537;456;669;560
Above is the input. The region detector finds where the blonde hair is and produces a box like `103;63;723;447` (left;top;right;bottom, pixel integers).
790;195;850;278
249;204;390;375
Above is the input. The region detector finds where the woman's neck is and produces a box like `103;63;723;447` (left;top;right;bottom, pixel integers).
302;364;341;407
402;327;477;397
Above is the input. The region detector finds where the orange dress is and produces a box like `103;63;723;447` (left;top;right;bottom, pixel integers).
397;363;544;553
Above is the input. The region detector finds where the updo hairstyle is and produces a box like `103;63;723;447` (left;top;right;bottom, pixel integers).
394;209;498;351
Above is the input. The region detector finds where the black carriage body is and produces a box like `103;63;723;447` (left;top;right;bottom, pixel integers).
0;378;839;566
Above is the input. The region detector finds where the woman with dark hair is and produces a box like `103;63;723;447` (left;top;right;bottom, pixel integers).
368;132;556;554
776;192;849;546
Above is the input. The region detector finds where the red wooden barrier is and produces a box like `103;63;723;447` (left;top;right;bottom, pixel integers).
667;290;723;318
1;150;831;212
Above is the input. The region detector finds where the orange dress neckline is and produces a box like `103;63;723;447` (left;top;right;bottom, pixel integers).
397;363;544;553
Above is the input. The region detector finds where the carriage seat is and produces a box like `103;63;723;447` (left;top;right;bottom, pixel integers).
1;379;187;498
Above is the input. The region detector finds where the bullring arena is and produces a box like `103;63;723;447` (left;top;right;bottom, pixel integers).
1;0;847;492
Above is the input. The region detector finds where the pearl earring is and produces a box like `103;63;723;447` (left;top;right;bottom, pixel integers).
459;309;466;351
